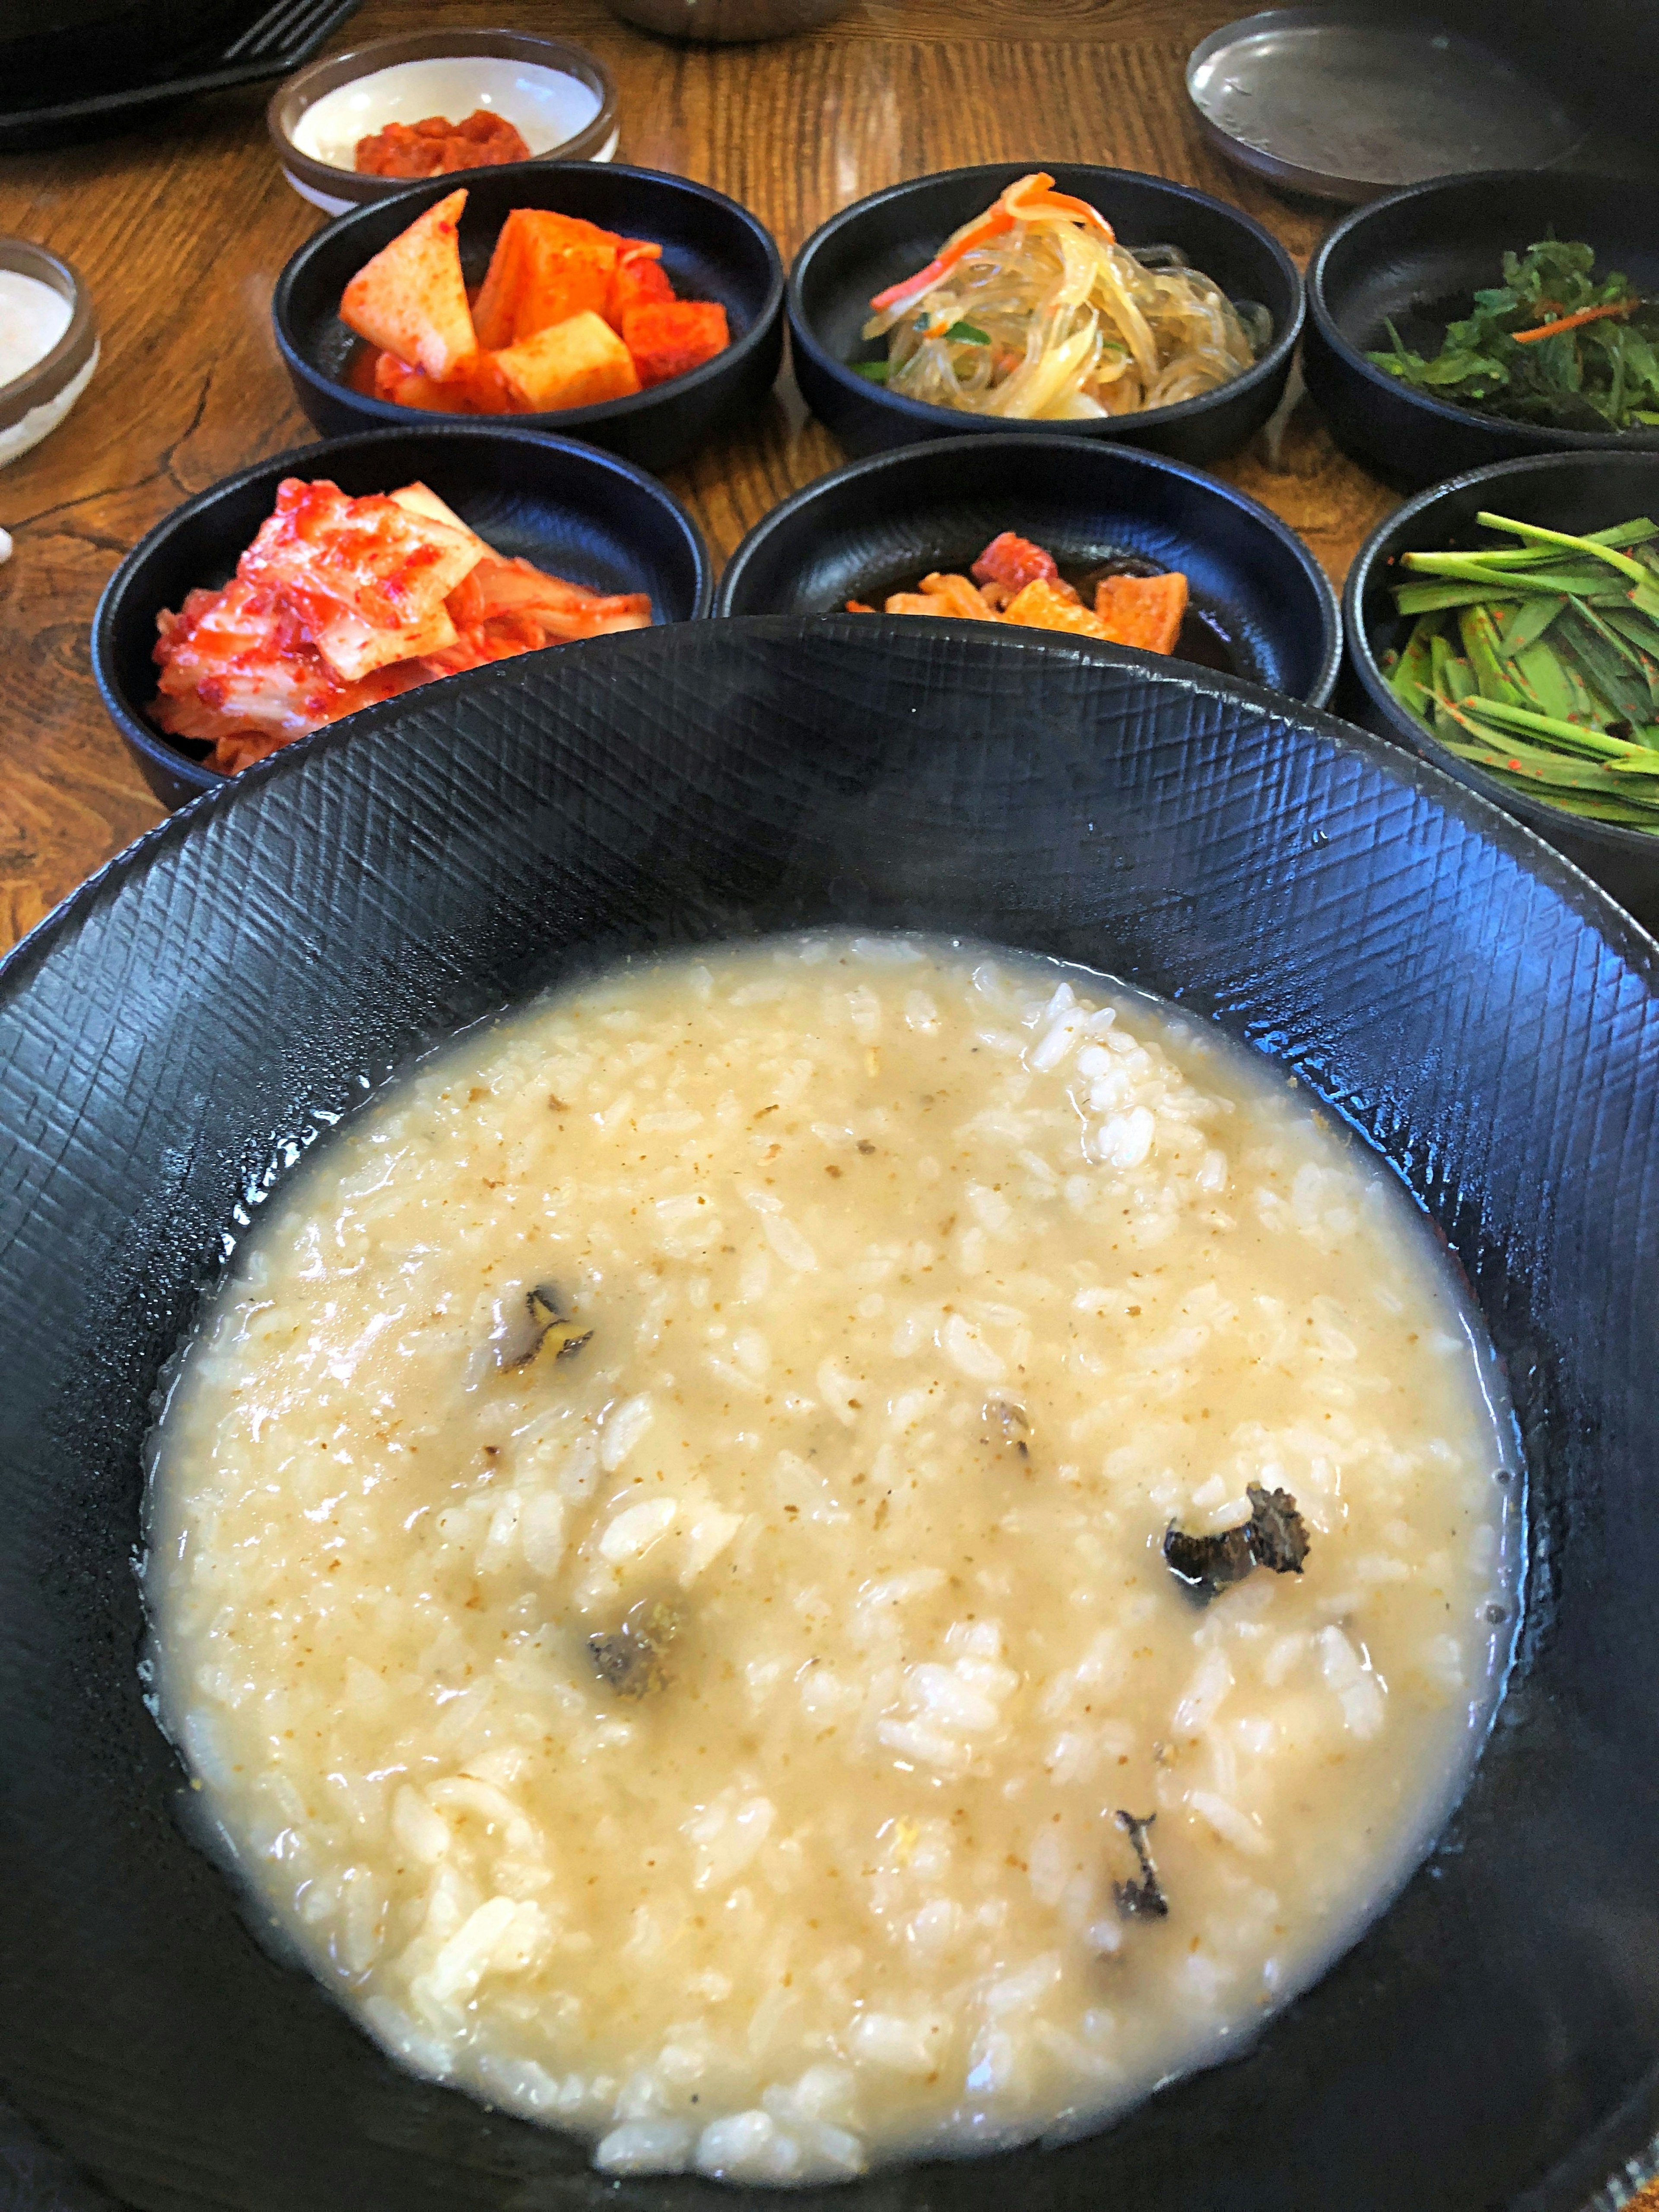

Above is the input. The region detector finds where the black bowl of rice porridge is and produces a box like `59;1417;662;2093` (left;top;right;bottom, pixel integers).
1;617;1657;2212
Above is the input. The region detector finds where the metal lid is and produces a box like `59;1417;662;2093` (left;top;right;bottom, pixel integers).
1187;8;1583;203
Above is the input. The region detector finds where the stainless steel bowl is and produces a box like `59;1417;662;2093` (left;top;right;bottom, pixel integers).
602;0;849;43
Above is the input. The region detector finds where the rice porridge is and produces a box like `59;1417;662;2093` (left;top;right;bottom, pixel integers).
145;934;1517;2184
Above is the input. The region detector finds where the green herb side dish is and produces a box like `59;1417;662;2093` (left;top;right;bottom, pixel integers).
1367;239;1659;437
1380;510;1659;834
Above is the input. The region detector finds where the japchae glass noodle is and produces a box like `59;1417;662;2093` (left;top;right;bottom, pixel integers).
860;173;1264;420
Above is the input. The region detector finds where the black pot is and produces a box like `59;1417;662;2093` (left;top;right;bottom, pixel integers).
1343;448;1659;928
272;163;785;478
715;431;1341;706
1;0;240;89
1306;168;1659;494
90;424;713;809
788;163;1302;465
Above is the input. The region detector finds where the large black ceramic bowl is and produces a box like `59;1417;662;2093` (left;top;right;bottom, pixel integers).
789;163;1302;464
1306;168;1659;493
273;162;785;477
6;620;1659;2212
715;432;1341;705
90;423;713;810
1344;448;1659;930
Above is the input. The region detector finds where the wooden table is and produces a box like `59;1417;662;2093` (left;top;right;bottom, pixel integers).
0;0;1408;957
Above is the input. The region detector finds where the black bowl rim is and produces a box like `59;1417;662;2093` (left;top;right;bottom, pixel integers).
786;160;1305;442
89;420;716;798
1343;447;1659;859
1308;167;1659;454
712;428;1344;708
271;158;786;435
51;611;1657;993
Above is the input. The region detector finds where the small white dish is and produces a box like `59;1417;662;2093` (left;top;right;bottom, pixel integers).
0;240;97;472
270;31;620;217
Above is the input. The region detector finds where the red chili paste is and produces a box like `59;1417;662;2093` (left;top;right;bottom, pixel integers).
355;110;531;179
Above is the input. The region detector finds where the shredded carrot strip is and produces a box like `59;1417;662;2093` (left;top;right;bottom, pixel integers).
868;260;946;314
869;210;1012;311
868;172;1112;312
1512;299;1638;344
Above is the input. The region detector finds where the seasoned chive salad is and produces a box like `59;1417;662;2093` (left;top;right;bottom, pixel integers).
1379;510;1659;833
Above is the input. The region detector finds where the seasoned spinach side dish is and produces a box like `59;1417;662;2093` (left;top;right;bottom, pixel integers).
1368;238;1659;435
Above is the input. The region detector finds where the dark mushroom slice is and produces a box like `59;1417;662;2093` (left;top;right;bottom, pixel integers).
588;1598;680;1699
1243;1481;1310;1574
1162;1519;1255;1601
1163;1482;1311;1603
498;1282;592;1372
1113;1810;1169;1920
498;1283;564;1370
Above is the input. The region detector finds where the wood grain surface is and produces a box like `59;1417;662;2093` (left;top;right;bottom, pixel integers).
0;0;1405;955
2;8;1657;2206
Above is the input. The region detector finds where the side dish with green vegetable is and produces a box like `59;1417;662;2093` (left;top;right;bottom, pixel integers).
1368;239;1659;436
1379;509;1659;833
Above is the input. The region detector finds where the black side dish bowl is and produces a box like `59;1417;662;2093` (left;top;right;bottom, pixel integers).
1306;168;1659;493
1344;448;1659;929
89;423;713;810
788;162;1302;464
272;162;785;477
715;431;1341;706
5;619;1659;2210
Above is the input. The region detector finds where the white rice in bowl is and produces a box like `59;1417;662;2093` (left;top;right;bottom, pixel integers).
144;933;1518;2184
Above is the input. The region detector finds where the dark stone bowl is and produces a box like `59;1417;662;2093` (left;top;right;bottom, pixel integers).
3;620;1659;2211
89;423;712;809
1305;168;1659;494
272;161;785;477
715;431;1341;707
788;162;1301;466
1342;448;1659;930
